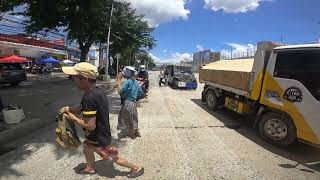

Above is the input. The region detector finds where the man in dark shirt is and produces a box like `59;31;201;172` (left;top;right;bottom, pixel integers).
62;62;144;178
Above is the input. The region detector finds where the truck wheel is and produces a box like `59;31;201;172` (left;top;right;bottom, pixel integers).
258;112;296;147
206;90;218;111
173;80;178;89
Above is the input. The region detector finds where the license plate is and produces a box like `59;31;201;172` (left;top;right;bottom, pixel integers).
178;82;186;87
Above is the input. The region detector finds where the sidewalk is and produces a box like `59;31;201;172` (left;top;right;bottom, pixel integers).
26;72;68;83
96;78;117;93
0;78;117;147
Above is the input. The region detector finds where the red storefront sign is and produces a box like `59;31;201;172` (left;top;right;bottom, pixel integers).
49;39;65;45
0;34;66;50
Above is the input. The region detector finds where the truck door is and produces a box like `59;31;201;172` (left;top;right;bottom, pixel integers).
261;48;320;145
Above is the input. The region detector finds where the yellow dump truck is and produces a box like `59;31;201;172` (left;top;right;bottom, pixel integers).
200;41;320;147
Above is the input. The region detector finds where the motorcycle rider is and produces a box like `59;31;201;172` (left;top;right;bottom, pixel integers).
159;67;165;86
137;65;149;94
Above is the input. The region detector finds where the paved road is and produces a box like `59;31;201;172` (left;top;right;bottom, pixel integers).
0;73;82;121
0;71;319;180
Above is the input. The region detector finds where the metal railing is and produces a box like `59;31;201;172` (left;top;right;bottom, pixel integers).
220;49;256;60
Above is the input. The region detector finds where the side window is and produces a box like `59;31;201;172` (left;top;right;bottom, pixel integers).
274;50;320;101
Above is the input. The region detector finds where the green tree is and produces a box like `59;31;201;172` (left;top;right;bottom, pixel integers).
0;0;22;14
135;52;155;68
0;0;156;62
108;2;156;65
22;0;113;61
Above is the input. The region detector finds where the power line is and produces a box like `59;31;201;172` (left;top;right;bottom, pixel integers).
1;16;68;39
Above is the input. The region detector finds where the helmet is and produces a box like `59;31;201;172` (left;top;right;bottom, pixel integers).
140;65;146;71
122;66;136;78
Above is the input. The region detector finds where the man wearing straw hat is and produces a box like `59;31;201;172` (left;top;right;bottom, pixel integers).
62;62;144;178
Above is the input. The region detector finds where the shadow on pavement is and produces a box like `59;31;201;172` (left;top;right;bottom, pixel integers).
108;94;121;115
0;88;120;178
190;98;320;173
74;161;127;178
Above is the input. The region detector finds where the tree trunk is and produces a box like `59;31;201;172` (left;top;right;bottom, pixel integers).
80;51;87;62
79;43;91;62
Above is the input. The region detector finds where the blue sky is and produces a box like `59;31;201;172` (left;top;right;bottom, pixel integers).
1;0;319;63
128;0;320;63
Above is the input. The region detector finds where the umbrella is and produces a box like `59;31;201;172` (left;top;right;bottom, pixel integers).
62;60;75;64
0;55;30;63
38;57;61;64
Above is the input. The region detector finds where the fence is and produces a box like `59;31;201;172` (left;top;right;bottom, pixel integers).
220;49;256;60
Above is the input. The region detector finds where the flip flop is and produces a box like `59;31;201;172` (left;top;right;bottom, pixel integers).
127;167;144;178
78;168;96;175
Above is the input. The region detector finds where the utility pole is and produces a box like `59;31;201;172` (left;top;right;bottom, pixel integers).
105;1;114;81
230;48;233;60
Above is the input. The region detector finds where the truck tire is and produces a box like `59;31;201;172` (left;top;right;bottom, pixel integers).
206;90;218;111
173;79;178;89
258;112;297;147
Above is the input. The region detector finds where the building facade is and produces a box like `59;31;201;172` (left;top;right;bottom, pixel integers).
193;50;220;72
0;34;67;61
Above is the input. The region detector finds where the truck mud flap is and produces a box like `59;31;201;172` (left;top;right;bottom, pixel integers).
202;91;206;102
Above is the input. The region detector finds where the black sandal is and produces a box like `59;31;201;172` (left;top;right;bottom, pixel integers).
127;167;144;178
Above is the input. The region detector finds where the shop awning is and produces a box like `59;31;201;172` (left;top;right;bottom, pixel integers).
62;59;75;64
38;57;61;64
0;55;30;63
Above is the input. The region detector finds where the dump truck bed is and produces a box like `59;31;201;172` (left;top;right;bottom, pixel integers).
199;58;254;92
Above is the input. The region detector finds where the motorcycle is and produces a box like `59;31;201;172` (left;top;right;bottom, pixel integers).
31;66;42;74
159;75;167;87
137;77;148;100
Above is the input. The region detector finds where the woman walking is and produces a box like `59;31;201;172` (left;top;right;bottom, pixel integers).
117;66;143;139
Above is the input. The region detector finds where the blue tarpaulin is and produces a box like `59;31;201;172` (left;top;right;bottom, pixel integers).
38;57;61;64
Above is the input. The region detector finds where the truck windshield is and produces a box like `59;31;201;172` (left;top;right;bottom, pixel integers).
274;49;320;101
175;66;193;73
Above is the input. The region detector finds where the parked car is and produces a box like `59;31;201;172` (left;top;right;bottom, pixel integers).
0;63;27;86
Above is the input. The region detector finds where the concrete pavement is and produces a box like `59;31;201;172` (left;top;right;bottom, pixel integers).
0;71;319;180
0;73;116;146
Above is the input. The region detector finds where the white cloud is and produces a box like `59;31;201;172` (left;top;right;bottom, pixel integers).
150;52;192;64
220;43;256;59
204;0;268;13
162;49;168;53
149;53;161;62
173;52;192;60
196;44;204;51
119;0;190;27
227;43;255;51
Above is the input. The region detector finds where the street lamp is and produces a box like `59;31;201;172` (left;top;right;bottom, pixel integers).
105;0;115;81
